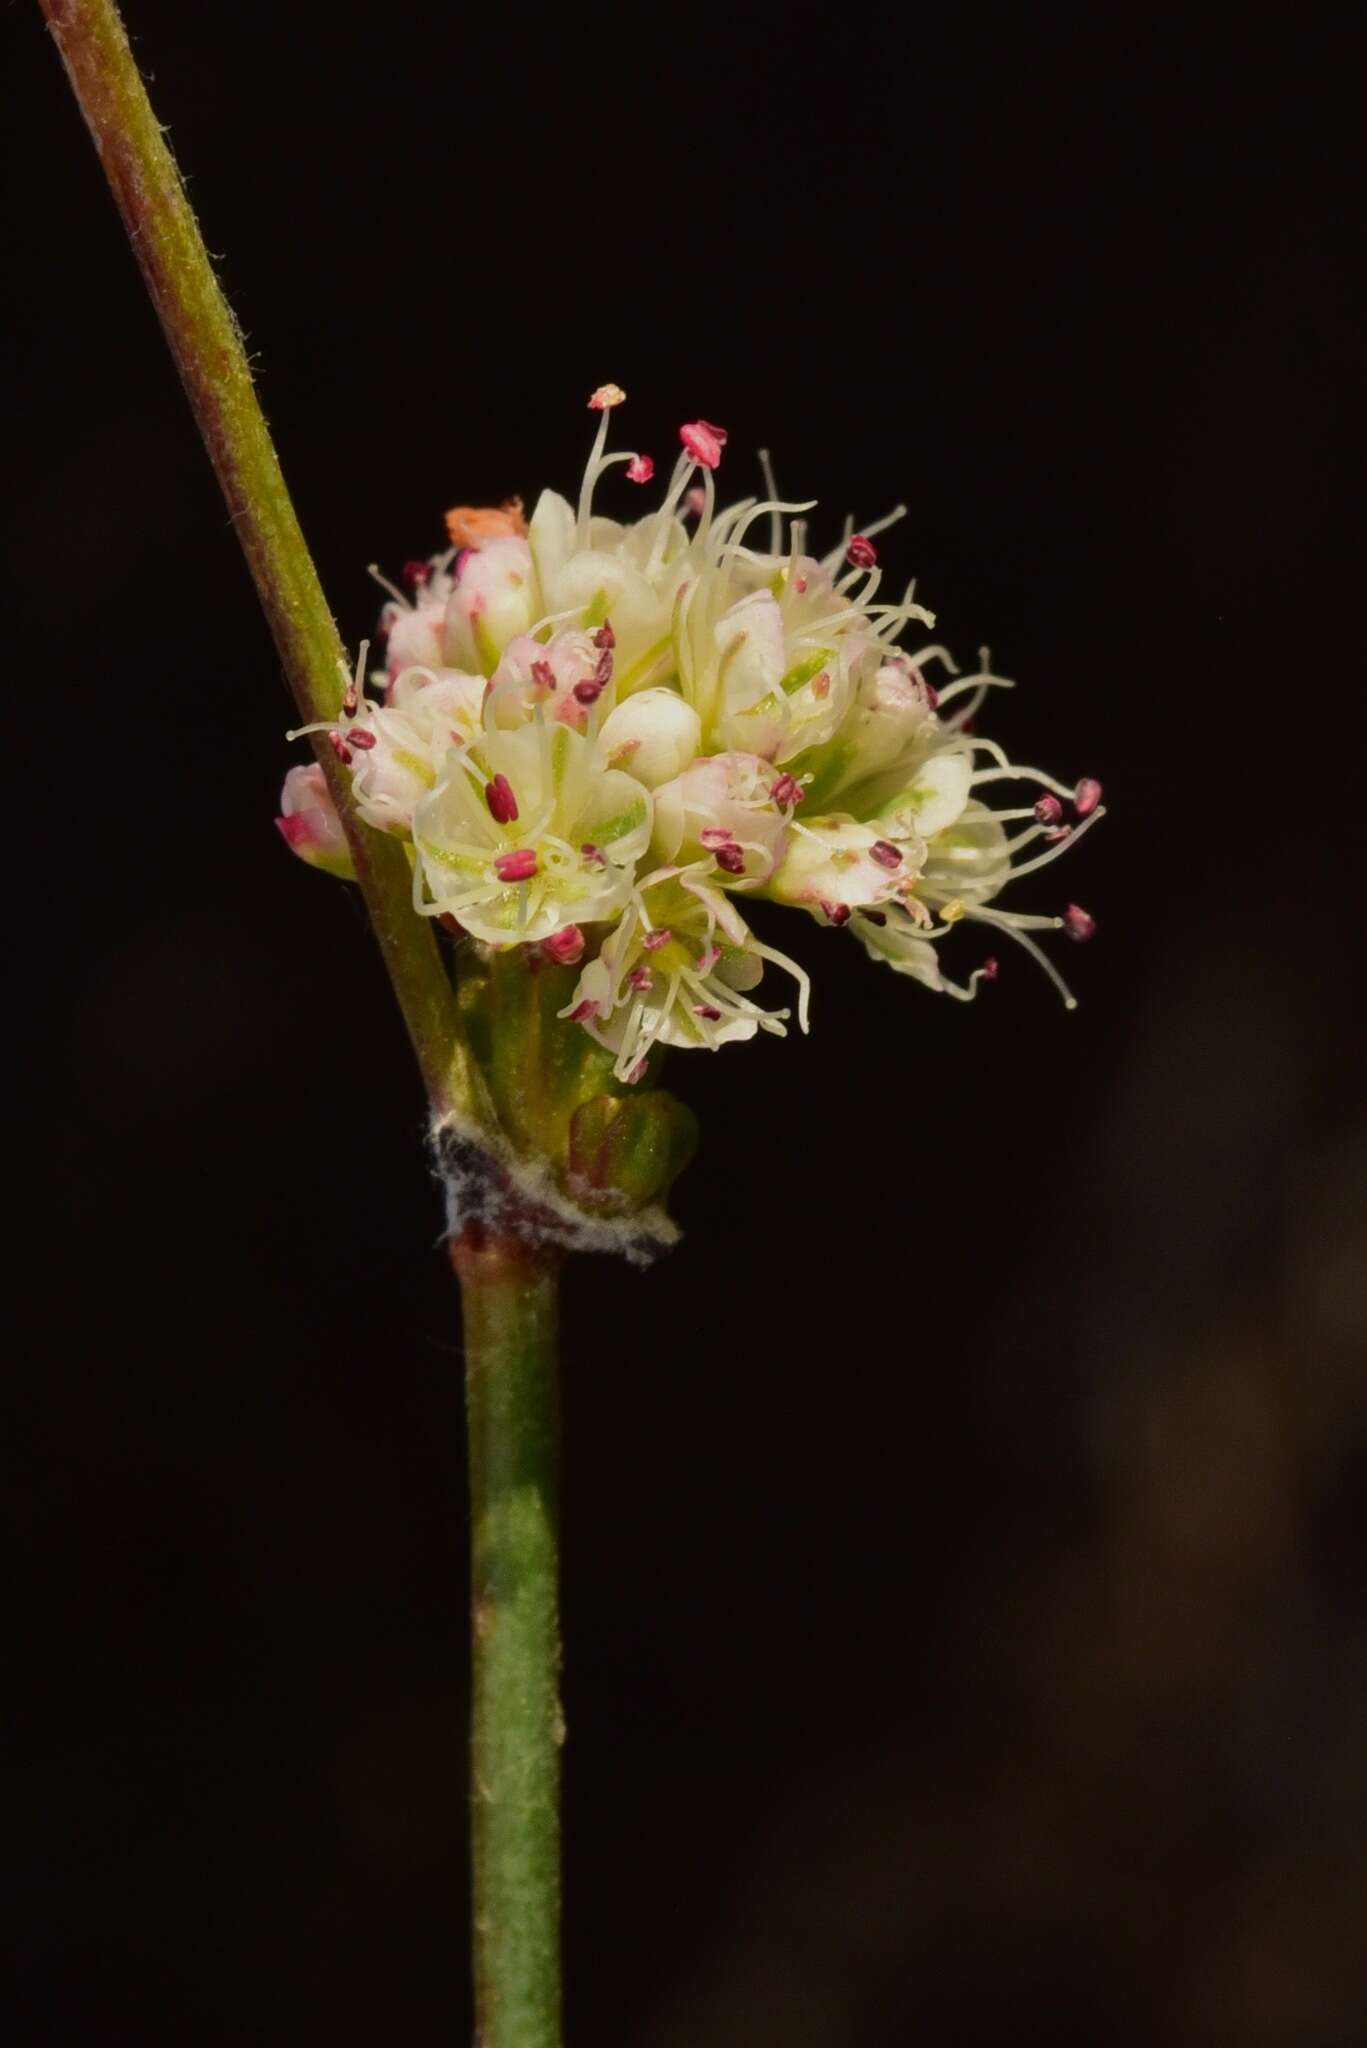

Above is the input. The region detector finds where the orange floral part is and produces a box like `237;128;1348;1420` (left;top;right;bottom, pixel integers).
444;497;528;548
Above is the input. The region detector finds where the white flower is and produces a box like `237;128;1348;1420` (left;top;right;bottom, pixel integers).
282;389;1102;1043
767;814;921;922
560;866;809;1083
290;663;486;837
412;717;652;945
349;669;486;833
798;651;940;811
487;626;609;732
649;752;790;883
681;585;857;763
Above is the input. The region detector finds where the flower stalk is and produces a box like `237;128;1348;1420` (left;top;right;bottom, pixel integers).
454;1229;563;2048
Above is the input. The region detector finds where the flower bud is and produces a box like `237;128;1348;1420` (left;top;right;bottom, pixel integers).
713;590;787;717
384;600;446;681
799;656;937;811
443;536;539;676
275;764;354;879
598;689;702;787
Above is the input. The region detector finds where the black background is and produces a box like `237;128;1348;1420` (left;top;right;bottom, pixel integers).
6;3;1365;2042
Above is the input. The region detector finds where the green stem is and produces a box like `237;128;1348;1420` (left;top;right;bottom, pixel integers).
453;1230;563;2048
39;0;474;1119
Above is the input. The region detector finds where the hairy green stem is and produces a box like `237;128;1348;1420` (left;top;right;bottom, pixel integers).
39;0;474;1118
453;1230;563;2048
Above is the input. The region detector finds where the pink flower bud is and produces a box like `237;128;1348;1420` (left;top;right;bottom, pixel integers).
679;420;728;469
275;764;354;880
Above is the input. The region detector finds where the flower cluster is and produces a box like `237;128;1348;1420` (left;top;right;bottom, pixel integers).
279;386;1101;1081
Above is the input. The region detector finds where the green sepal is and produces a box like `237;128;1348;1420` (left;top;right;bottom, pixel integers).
457;944;614;1161
454;941;697;1221
567;1090;699;1216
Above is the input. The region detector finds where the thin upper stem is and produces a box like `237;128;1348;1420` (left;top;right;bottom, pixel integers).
39;0;475;1119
